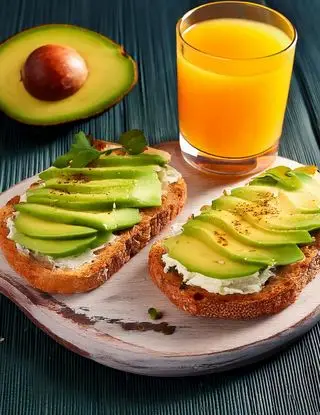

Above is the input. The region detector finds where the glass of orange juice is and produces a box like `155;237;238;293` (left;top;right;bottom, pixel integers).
177;1;297;175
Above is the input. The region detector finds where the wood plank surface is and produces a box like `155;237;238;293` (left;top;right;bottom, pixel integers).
0;1;319;414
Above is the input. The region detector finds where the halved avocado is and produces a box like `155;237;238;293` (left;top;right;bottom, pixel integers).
0;25;137;125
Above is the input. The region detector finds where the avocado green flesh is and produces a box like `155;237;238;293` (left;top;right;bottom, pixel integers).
164;166;320;282
27;180;162;209
90;231;113;249
164;235;261;279
183;220;304;266
233;185;320;214
255;214;320;231
212;195;320;231
44;174;158;194
249;166;302;190
0;24;137;125
39;166;158;181
14;213;97;240
197;210;313;245
15;204;141;231
13;232;96;258
291;172;320;200
96;154;167;167
13;143;166;258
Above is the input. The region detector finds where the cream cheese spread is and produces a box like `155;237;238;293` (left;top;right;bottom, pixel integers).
7;216;116;270
162;253;275;295
158;165;181;191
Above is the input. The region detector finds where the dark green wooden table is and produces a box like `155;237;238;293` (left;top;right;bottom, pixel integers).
0;1;319;414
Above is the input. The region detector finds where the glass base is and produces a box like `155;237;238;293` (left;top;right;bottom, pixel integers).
179;134;278;176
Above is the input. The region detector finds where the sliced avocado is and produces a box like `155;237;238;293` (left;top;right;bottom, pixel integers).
14;213;97;240
15;204;141;231
44;177;154;194
0;25;137;125
231;185;320;214
212;195;262;212
197;210;313;245
283;190;320;214
293;166;318;176
13;232;96;258
183;219;304;266
291;169;320;198
164;234;262;279
256;213;320;231
249;166;302;190
212;195;320;231
96;154;167;167
39;166;158;181
90;231;113;249
27;177;162;209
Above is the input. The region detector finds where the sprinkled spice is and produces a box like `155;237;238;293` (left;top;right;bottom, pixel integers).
232;220;250;235
213;230;228;246
234;199;279;218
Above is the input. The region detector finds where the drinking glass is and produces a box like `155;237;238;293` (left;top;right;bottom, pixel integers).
177;1;297;175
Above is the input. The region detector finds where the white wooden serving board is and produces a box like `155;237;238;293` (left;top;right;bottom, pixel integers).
0;142;319;377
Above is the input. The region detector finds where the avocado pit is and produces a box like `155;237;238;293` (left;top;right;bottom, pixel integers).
21;44;88;101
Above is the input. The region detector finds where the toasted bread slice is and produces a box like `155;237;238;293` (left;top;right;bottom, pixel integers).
0;141;187;294
148;234;320;319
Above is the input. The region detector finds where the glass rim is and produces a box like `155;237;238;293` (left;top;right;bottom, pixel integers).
177;1;297;61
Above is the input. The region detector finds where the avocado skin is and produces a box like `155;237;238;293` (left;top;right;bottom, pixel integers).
15;203;141;231
15;213;97;240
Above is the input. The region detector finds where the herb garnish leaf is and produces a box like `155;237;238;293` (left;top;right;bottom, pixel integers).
119;129;147;155
53;130;148;168
53;132;100;168
148;307;163;320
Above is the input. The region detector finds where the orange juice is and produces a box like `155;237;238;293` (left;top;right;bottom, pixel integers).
177;18;295;158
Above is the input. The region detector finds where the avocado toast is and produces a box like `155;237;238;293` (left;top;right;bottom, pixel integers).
0;132;186;293
149;165;320;319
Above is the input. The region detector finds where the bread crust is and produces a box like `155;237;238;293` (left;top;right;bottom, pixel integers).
0;141;187;294
148;234;320;319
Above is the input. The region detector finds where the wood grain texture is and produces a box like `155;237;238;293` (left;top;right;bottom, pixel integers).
0;143;319;378
1;0;320;414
